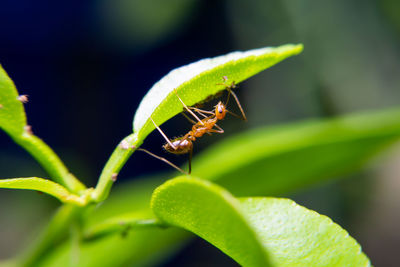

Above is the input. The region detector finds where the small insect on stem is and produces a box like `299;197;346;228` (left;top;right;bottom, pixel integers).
24;125;33;135
137;76;247;174
17;95;29;103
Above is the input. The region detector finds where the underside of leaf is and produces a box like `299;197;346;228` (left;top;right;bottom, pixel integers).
133;44;303;143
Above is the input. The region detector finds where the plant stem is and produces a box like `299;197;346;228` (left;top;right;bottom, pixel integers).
16;204;82;267
69;221;82;266
84;217;163;241
14;131;85;193
92;133;139;202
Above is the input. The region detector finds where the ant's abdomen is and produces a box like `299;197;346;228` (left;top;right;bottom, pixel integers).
163;138;193;154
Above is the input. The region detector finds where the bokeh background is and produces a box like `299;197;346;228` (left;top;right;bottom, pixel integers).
1;0;400;266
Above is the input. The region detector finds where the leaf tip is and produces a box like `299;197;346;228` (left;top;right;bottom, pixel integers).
282;43;304;56
295;43;304;53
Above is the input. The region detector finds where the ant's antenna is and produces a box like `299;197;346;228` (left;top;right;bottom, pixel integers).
217;76;246;121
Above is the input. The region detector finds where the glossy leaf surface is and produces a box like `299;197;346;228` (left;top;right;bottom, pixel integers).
151;177;270;267
240;198;370;266
133;44;303;143
151;177;370;266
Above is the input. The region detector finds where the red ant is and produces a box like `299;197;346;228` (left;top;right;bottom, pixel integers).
137;77;246;174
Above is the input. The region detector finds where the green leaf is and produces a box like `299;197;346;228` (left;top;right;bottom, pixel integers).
0;65;27;137
192;107;400;196
240;197;370;266
151;177;370;267
133;44;303;143
151;177;271;267
0;177;90;206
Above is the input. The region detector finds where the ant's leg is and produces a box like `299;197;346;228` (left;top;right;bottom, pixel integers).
216;76;235;90
190;109;209;119
213;122;224;132
209;125;224;134
217;79;235;108
182;113;197;124
174;89;204;125
188;106;214;115
183;112;212;135
209;129;224;134
150;117;177;150
229;90;247;121
196;112;208;119
188;146;193;174
137;148;188;175
187;108;213;133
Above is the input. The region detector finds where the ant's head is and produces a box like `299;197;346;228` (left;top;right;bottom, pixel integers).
215;101;226;120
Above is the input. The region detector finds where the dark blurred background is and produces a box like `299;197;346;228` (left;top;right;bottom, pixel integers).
1;0;400;266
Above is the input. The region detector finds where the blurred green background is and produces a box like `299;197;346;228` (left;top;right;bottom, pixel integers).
1;0;400;266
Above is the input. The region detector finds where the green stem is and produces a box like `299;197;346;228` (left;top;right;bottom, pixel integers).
84;217;163;241
16;204;83;267
69;221;82;266
92;133;139;202
13;131;85;193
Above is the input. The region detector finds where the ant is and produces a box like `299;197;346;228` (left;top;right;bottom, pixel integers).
137;77;246;174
